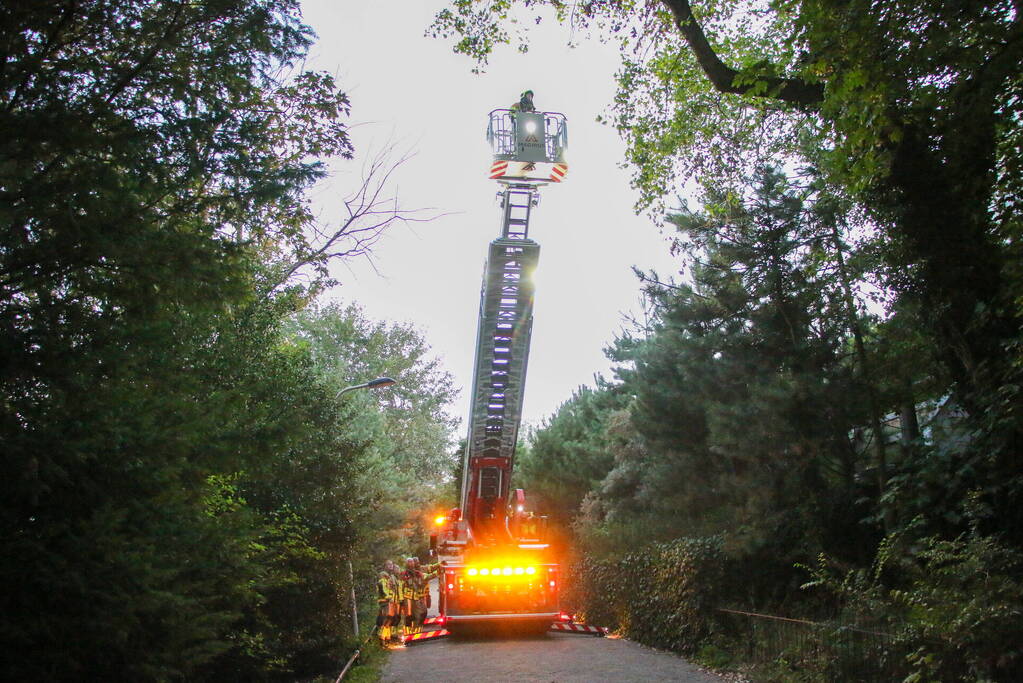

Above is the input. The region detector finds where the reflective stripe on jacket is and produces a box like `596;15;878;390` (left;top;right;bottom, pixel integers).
377;575;397;603
399;570;421;601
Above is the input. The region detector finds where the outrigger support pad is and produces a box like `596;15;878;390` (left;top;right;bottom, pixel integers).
550;622;607;636
403;629;450;646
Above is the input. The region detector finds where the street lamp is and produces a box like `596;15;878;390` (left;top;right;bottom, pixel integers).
335;375;396;637
335;376;396;399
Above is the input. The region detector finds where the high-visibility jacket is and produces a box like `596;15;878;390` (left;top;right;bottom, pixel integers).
377;574;397;603
399;569;421;601
417;563;440;599
512;92;535;113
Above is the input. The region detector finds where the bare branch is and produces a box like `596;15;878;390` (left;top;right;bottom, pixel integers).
267;143;449;292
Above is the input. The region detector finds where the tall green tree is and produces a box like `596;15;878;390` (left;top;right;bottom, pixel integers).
631;172;867;547
517;381;629;526
535;170;887;599
0;2;438;679
288;302;459;563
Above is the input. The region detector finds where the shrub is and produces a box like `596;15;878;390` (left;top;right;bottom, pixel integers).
569;536;725;654
803;529;1023;682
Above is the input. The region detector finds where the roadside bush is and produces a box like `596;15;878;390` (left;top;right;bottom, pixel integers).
897;534;1023;682
803;528;1023;682
570;536;725;654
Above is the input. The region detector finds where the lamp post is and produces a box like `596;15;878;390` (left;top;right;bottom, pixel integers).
335;376;396;400
336;375;396;637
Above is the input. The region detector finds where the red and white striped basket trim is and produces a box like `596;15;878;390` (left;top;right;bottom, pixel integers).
489;161;509;178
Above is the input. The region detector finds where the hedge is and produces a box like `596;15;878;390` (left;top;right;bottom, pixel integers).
564;536;725;654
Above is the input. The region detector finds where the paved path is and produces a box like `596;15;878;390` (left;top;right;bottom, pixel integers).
381;580;722;682
381;630;724;682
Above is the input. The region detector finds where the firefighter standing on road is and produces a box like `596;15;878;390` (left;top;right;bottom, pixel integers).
411;558;426;631
412;557;441;630
522;511;539;539
428;559;443;617
399;557;421;636
373;567;399;644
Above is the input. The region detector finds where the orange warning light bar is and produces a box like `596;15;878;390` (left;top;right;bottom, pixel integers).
461;565;539;580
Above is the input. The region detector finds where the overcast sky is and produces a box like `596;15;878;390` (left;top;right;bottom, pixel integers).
301;1;682;431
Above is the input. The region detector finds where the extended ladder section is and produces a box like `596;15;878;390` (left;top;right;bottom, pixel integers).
432;107;567;629
460;185;541;544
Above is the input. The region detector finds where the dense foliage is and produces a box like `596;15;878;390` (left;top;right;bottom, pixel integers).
1;2;454;679
514;164;1023;680
517;383;629;525
437;3;1023;678
436;0;1023;517
564;537;726;653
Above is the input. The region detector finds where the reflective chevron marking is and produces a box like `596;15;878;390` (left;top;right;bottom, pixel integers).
403;629;450;646
490;161;509;178
550;622;607;636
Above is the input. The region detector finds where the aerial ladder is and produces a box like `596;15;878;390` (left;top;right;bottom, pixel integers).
430;103;569;631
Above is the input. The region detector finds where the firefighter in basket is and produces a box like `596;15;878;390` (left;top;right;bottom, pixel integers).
509;90;538;171
509;89;535;113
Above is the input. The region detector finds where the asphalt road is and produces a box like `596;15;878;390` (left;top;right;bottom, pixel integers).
380;630;724;683
381;580;723;683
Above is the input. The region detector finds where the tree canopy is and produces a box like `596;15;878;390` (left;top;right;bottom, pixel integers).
432;0;1023;445
521;164;1022;678
436;5;1023;667
2;2;456;678
434;0;1023;536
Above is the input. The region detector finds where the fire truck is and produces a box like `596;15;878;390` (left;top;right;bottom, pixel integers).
430;105;569;631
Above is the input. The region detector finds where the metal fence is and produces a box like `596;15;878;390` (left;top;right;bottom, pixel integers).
715;608;909;682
